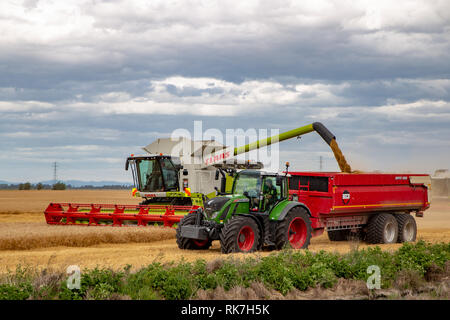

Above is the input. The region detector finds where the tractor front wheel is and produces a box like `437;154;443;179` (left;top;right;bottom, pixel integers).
275;207;312;250
176;212;212;250
220;216;260;254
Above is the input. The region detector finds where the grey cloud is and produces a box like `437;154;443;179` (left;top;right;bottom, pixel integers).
0;1;449;181
1;0;450;90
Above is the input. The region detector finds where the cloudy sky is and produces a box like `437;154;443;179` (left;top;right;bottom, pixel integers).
0;0;449;183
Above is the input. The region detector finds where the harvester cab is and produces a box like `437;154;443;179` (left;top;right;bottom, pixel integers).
176;169;313;253
125;155;190;203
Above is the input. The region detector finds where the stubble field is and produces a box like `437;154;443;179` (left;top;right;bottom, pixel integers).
0;190;449;273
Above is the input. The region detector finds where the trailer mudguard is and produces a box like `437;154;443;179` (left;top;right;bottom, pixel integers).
269;201;311;221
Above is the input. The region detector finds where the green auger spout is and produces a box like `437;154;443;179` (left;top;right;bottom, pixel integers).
233;122;336;156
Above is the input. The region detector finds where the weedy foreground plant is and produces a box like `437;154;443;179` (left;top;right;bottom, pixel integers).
0;241;448;300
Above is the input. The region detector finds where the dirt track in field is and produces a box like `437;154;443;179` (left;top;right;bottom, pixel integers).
0;190;449;273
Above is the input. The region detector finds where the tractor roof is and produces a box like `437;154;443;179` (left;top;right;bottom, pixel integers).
239;169;282;177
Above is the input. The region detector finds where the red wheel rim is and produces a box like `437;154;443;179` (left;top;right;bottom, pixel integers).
288;217;307;249
237;226;255;251
193;239;208;247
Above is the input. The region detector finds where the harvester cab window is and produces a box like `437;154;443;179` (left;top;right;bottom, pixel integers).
138;159;164;192
160;158;179;191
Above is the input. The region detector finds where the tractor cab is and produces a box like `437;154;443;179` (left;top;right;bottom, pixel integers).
125;155;181;193
231;170;289;213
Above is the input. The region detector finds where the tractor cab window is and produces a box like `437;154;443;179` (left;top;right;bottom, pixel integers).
233;173;260;196
160;158;178;191
261;176;281;211
233;172;261;210
138;159;164;192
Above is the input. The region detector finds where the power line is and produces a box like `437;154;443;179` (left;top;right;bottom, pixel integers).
53;162;58;183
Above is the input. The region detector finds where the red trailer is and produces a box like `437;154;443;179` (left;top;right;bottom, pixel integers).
287;172;431;244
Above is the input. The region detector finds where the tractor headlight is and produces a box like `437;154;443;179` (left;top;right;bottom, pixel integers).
211;211;219;220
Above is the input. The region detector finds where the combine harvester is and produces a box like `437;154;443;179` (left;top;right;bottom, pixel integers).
44;122;337;227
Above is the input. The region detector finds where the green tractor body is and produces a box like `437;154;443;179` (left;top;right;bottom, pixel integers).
176;169;313;253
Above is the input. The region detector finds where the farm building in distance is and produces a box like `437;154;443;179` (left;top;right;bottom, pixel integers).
431;169;450;197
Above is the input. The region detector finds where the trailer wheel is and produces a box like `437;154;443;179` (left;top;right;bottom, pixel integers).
327;230;350;241
176;212;212;250
395;214;417;243
274;206;312;250
220;216;260;254
366;213;399;244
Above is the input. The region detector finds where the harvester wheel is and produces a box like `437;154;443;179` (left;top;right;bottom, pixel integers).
395;214;417;243
327;230;350;241
274;206;312;250
219;216;260;254
176;212;212;250
366;213;399;244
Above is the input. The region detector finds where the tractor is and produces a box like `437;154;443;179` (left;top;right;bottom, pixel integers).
176;168;312;253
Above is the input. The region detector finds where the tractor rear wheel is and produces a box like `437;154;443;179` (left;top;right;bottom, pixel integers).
220;216;260;254
274;206;312;250
176;212;212;250
366;213;399;244
327;230;350;241
395;214;417;243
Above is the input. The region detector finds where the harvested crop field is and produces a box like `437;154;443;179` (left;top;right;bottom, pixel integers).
0;190;449;273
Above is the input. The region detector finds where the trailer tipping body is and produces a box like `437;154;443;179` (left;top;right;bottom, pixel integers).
288;172;431;232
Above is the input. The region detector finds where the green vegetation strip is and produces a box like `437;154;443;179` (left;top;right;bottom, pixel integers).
0;241;448;300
